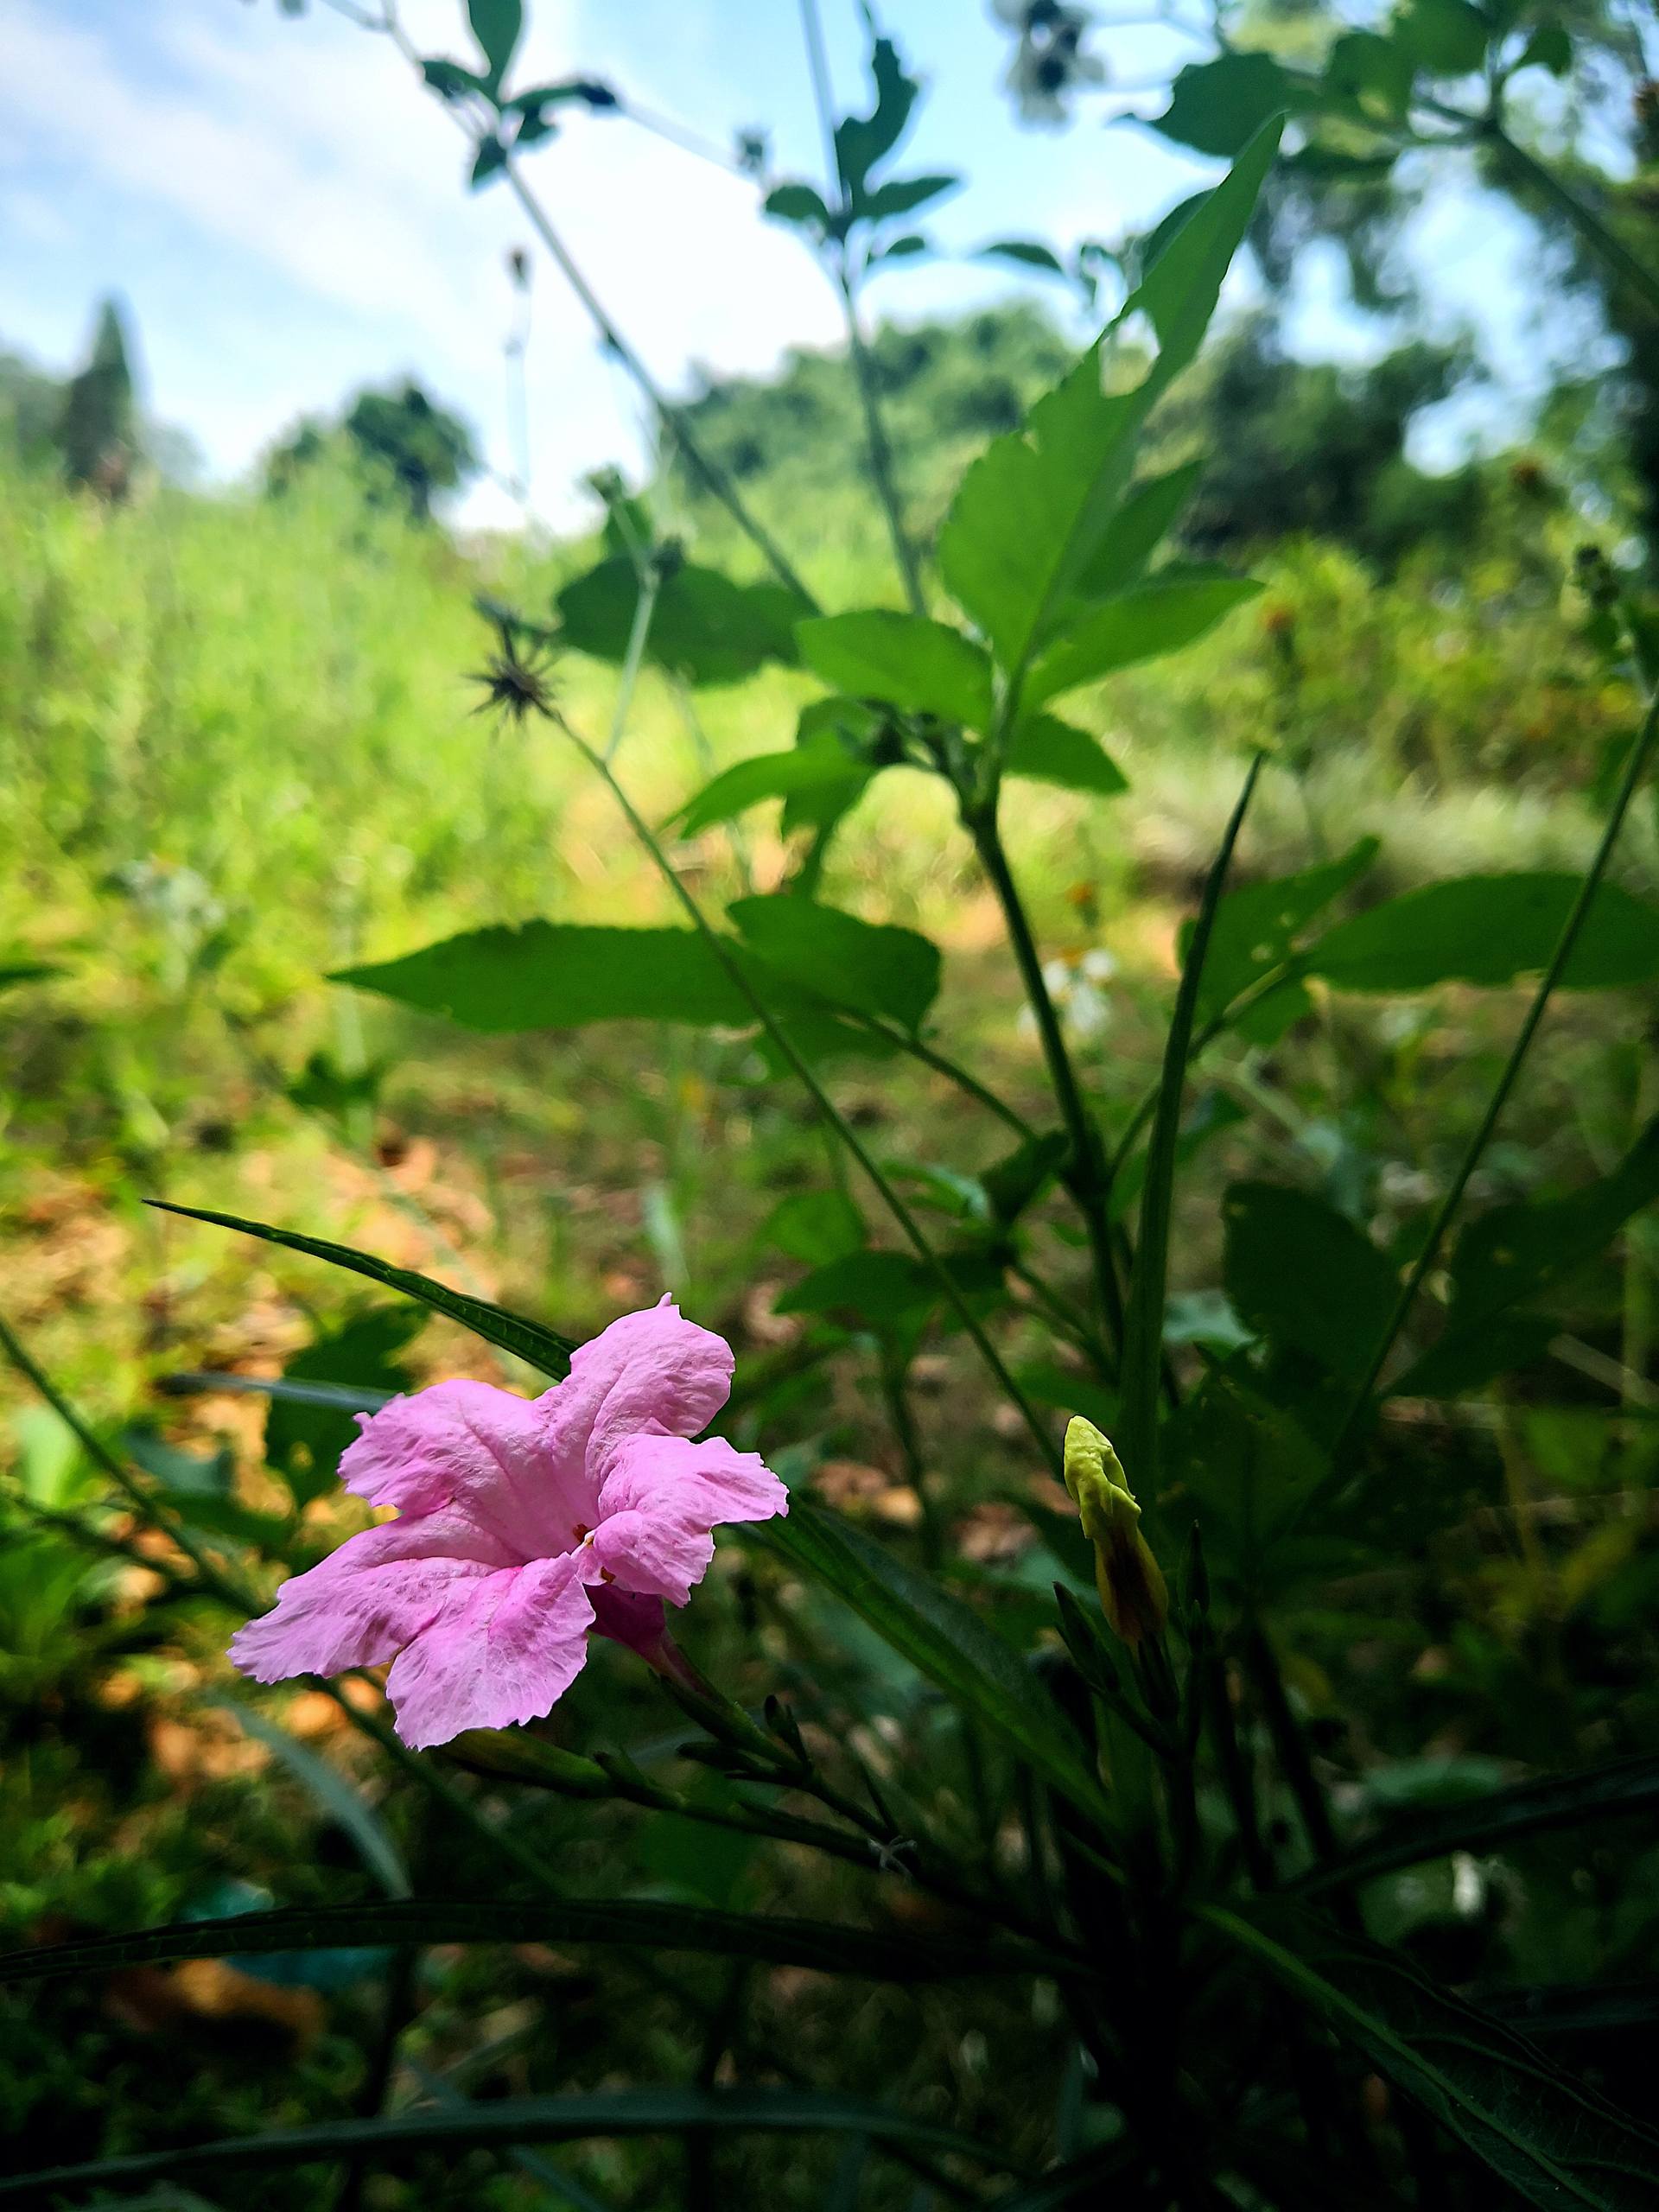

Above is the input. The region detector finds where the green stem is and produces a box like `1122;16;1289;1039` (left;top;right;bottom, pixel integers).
604;564;661;766
1489;125;1659;322
851;1014;1038;1139
969;807;1126;1360
838;272;927;614
1118;753;1264;1495
1332;679;1659;1449
553;712;1063;1476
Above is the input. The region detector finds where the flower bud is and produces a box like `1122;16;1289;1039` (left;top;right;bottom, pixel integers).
1062;1416;1168;1648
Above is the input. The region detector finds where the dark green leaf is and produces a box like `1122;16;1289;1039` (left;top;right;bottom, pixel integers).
557;558;810;687
1390;1311;1560;1400
764;181;834;232
1024;571;1261;704
467;0;523;88
1394;0;1491;77
1449;1117;1659;1327
754;1499;1112;1822
121;1429;234;1500
1153;53;1313;157
469;134;508;188
938;124;1281;679
1071;460;1204;601
1223;1182;1398;1385
835;36;918;200
1516;24;1572;78
335;922;791;1033
143;1201;576;1379
976;239;1067;276
264;1306;423;1509
981;1129;1069;1228
797;611;993;728
421;56;488;102
1110;1090;1245;1221
1211;1903;1659;2209
1005;715;1128;796
0;2088;1014;2204
774;1249;935;1331
213;1702;411;1897
1305;874;1659;992
728;895;941;1034
1325;29;1415;115
765;1190;868;1267
673;737;873;839
1186;837;1380;1020
855;173;959;223
1302;1751;1659;1897
0;1897;1033;1991
0;960;60;994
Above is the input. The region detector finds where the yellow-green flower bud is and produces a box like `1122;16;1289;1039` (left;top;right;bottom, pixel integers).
1062;1416;1168;1648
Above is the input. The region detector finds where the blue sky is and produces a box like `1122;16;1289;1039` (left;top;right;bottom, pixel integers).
2;0;1549;526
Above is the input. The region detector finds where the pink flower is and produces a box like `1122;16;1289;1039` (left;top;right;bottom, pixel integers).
231;1297;787;1749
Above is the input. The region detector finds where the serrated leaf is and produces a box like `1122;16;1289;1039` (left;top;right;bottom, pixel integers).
728;895;941;1034
1304;874;1659;992
797;611;993;728
1211;1903;1659;2209
557;558;810;687
1004;715;1127;796
753;1499;1112;1823
1152;53;1314;157
1071;460;1204;600
144;1201;576;1379
938;124;1281;682
1024;571;1261;704
1223;1182;1398;1385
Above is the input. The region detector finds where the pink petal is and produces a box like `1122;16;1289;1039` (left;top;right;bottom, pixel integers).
534;1298;734;1480
587;1509;715;1605
588;1585;670;1661
385;1554;596;1750
230;1519;496;1684
340;1379;595;1561
597;1433;789;1531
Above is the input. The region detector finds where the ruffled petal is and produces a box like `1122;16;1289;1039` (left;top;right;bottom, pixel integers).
588;1584;670;1661
230;1519;495;1684
533;1298;734;1480
587;1510;715;1605
596;1432;788;1531
385;1554;596;1750
340;1379;593;1560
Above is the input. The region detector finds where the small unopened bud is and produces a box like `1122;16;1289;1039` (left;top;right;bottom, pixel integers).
1062;1417;1168;1648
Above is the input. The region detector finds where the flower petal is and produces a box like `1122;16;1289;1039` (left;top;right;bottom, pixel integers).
588;1584;670;1661
230;1520;494;1684
597;1432;789;1531
534;1297;734;1479
587;1510;715;1605
340;1379;593;1560
385;1554;596;1750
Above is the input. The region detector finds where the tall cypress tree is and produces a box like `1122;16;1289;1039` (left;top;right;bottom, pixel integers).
59;296;137;501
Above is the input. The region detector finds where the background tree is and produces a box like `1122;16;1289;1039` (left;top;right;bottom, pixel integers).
57;296;137;503
268;378;479;521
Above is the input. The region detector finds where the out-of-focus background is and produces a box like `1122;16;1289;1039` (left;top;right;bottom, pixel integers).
6;2;1659;2202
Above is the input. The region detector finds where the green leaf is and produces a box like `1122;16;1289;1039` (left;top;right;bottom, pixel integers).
0;1897;1034;1992
1210;1904;1659;2209
335;922;778;1032
1024;571;1261;705
1390;1310;1560;1400
938;121;1281;681
775;1249;936;1331
855;173;959;223
754;1499;1112;1823
1005;715;1128;796
728;896;941;1035
144;1201;576;1380
421;56;490;102
0;960;60;995
1301;1751;1659;1897
764;1190;867;1267
212;1701;411;1897
1325;29;1415;115
976;239;1067;277
264;1306;423;1509
557;558;810;687
1072;460;1204;600
673;737;873;839
467;0;523;89
797;611;994;728
1304;874;1659;992
469;133;508;188
1223;1182;1398;1385
1109;1090;1245;1221
1153;53;1313;157
836;35;918;200
1393;0;1491;77
764;181;834;232
1516;24;1572;77
0;2089;1015;2205
1186;836;1380;1020
122;1428;234;1500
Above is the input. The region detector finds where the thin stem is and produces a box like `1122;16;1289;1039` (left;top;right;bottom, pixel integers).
1332;680;1659;1448
604;564;660;765
552;711;1063;1476
849;1014;1037;1139
1489;125;1659;321
839;280;927;613
1118;753;1263;1493
797;0;843;204
969;808;1126;1361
